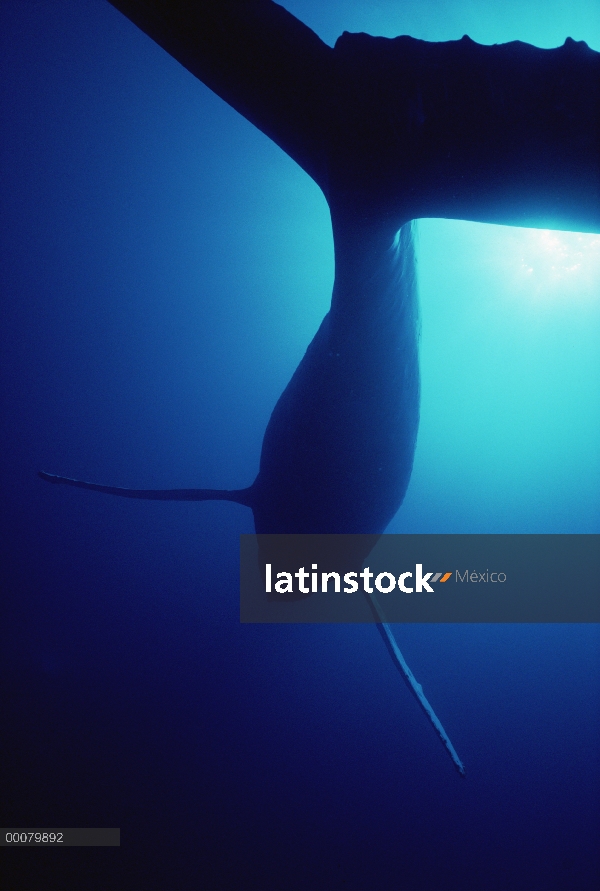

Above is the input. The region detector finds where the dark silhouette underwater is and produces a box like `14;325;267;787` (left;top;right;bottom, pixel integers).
39;0;600;533
39;0;599;775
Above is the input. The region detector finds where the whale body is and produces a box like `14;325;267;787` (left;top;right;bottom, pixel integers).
39;0;598;779
40;216;419;536
41;1;599;534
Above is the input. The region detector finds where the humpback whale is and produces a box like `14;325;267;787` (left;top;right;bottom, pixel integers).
40;219;419;536
40;1;424;538
39;1;599;775
40;0;600;529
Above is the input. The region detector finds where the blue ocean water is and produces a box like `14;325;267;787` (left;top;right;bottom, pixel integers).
1;1;599;889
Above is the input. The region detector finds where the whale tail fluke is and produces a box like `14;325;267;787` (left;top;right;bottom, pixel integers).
38;471;255;508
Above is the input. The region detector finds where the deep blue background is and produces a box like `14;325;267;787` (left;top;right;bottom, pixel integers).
1;1;599;889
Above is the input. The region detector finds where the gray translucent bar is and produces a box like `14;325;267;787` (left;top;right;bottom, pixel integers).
1;829;120;847
240;534;600;623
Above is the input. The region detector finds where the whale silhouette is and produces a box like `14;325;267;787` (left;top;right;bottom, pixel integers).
39;1;599;776
40;0;600;534
39;1;425;539
41;1;599;530
40;217;418;536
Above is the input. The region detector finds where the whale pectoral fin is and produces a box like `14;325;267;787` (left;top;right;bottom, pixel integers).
107;0;333;191
38;471;255;507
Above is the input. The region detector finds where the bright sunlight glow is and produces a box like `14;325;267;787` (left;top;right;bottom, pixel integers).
514;229;600;298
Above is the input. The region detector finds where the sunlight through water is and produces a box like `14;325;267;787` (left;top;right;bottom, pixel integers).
513;229;600;299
